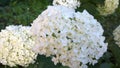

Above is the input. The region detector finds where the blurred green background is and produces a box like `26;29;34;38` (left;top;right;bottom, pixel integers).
0;0;120;68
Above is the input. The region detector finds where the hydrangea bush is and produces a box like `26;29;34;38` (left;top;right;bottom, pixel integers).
31;5;108;68
0;0;120;68
0;25;37;67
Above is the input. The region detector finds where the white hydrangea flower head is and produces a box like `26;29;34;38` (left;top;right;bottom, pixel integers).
113;25;120;47
53;0;80;9
31;5;108;68
0;25;37;67
97;0;119;16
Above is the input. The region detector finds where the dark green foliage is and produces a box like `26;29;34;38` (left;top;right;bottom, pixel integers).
0;0;120;68
0;0;10;6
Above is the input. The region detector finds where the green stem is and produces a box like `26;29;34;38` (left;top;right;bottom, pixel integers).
5;65;7;68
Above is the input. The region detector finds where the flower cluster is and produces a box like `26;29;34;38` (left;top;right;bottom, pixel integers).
113;25;120;47
31;5;108;68
97;0;119;16
0;25;37;67
53;0;80;9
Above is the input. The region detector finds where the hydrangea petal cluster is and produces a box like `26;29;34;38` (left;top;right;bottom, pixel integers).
113;25;120;47
0;25;37;67
31;5;108;68
97;0;119;16
53;0;80;9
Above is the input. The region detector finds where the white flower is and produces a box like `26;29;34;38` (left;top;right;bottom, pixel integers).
113;25;120;47
0;25;37;67
31;5;108;68
53;0;80;9
97;0;119;16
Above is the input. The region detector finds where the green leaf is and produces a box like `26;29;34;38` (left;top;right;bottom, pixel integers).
100;63;114;68
77;3;99;16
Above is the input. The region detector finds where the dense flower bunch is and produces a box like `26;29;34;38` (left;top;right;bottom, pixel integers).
0;25;37;67
53;0;80;9
113;25;120;47
31;5;108;68
97;0;119;16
